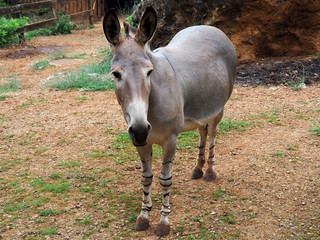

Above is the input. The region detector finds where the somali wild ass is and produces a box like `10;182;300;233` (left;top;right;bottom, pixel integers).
103;6;237;236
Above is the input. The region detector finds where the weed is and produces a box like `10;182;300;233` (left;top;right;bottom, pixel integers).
50;173;62;179
193;217;201;222
288;62;308;90
257;109;282;125
219;214;236;224
46;60;113;91
0;95;9;101
274;152;284;157
30;178;45;187
0;76;20;92
31;59;53;71
287;146;296;150
39;209;58;216
40;181;71;193
219;119;250;134
3;202;26;213
177;131;198;150
51;49;67;60
212;188;226;198
35;147;48;154
25;28;52;40
2;134;14;140
310;120;320;136
79;217;93;225
58;161;81;168
76;96;87;101
40;228;57;235
80;186;95;193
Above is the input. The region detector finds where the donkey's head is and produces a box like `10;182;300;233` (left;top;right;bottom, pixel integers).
103;7;157;146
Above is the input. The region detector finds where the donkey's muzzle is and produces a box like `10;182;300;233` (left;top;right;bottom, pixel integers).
128;123;151;146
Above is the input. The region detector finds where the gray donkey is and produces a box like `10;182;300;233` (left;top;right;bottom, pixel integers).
103;6;236;236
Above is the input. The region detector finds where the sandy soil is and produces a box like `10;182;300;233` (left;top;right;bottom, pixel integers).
0;22;319;240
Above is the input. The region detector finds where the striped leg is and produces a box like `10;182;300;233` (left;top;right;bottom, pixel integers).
191;124;208;179
136;145;153;231
155;136;177;236
205;109;224;181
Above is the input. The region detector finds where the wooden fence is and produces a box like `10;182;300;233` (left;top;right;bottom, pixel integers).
0;0;98;40
12;0;105;18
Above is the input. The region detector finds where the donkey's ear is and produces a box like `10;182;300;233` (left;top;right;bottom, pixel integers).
103;8;121;46
135;6;157;46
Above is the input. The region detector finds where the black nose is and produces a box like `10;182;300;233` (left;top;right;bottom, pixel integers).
128;123;151;146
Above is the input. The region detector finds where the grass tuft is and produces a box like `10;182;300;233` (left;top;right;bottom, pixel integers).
219;119;250;134
31;59;53;71
0;76;20;92
46;59;113;91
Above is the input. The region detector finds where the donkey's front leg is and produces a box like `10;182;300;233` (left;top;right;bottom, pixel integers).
156;136;177;236
136;145;153;231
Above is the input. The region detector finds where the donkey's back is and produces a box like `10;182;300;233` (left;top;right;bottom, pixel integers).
156;25;237;130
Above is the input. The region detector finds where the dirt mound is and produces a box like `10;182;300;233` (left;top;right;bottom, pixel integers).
216;0;320;63
133;0;320;63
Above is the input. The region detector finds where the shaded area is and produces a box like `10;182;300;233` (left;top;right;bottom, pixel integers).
236;56;320;86
2;46;71;59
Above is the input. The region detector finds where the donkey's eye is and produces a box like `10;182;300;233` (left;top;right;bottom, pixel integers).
147;70;153;77
112;71;121;80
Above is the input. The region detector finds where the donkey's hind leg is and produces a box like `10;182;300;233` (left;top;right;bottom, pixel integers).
205;109;224;181
191;124;208;179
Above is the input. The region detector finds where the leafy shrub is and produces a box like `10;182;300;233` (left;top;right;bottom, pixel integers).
0;0;9;7
0;17;29;47
50;15;76;35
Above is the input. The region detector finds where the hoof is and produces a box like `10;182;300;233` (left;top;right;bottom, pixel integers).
205;171;217;181
155;223;170;236
191;168;203;179
135;217;150;231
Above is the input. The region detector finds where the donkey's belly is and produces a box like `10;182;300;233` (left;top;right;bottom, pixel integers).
182;111;221;132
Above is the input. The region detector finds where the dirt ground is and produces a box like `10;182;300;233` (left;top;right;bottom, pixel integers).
0;22;319;240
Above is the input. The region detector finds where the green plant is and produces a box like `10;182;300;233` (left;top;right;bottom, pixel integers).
40;228;57;235
39;209;58;216
50;49;67;60
0;76;20;92
288;62;308;90
50;173;62;179
24;28;52;40
58;161;81;168
219;119;250;134
31;59;53;71
46;59;113;91
0;17;29;47
219;214;236;224
212;188;226;198
0;0;9;7
50;15;76;35
0;95;9;101
310;120;320;136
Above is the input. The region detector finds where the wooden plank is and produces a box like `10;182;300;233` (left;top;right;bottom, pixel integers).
17;18;57;33
68;9;92;20
0;0;56;16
